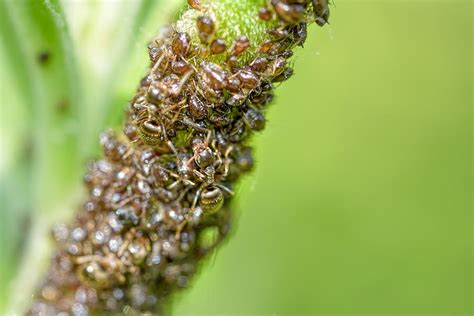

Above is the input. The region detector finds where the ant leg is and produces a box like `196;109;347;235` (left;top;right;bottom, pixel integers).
176;186;191;202
191;184;205;211
167;180;180;190
167;140;178;155
122;147;134;160
175;213;193;241
150;50;166;74
185;155;196;168
181;116;209;133
74;255;102;265
193;169;206;182
117;229;136;257
204;129;213;145
171;70;194;96
222;146;234;178
216;183;234;196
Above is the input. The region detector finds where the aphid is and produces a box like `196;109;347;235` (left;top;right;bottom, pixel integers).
258;7;273;21
271;0;306;24
140;75;154;89
243;108;266;131
148;72;193;102
225;119;247;142
196;15;215;43
171;32;191;57
272;66;294;82
115;207;140;227
187;0;201;10
198;45;210;59
100;131;128;162
200;61;227;90
133;93;149;106
124;123;139;142
225;76;241;93
210;38;226;54
148;85;166;103
271;56;287;77
226;93;248;107
232;36;250;56
249;82;274;106
171;60;192;75
188;95;208;120
236;69;259;90
151;163;171;185
292;22;307;46
259;39;274;54
209;108;233;127
226;55;239;70
128;236;151;264
268;27;289;39
281;49;294;59
250;56;270;73
312;0;330;26
199;186;224;214
76;253;129;288
155;187;178;203
236;147;254;172
196;75;224;103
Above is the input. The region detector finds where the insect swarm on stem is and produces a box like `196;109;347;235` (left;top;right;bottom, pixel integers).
28;0;330;315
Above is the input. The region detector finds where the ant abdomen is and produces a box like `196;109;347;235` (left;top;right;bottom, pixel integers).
200;186;224;214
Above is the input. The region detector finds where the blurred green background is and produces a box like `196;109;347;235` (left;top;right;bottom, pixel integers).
0;0;472;315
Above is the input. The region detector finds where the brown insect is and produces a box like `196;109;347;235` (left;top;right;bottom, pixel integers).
76;253;127;288
250;57;271;75
232;36;250;56
271;0;306;24
271;56;287;77
210;38;227;54
188;95;208;120
171;32;192;57
272;66;294;82
197;15;215;43
258;7;273;21
200;61;227;90
243;107;266;131
268;27;289;39
259;39;274;54
312;0;330;26
236;69;259;90
187;0;201;10
171;60;192;75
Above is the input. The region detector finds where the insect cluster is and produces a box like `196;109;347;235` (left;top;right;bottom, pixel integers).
28;0;329;315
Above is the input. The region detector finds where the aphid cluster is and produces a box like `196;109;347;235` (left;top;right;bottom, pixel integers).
28;0;329;315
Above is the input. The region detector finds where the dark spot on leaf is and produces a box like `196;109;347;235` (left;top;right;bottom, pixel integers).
56;99;70;114
37;51;51;65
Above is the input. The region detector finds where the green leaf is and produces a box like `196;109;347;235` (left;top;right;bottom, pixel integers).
1;0;82;312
